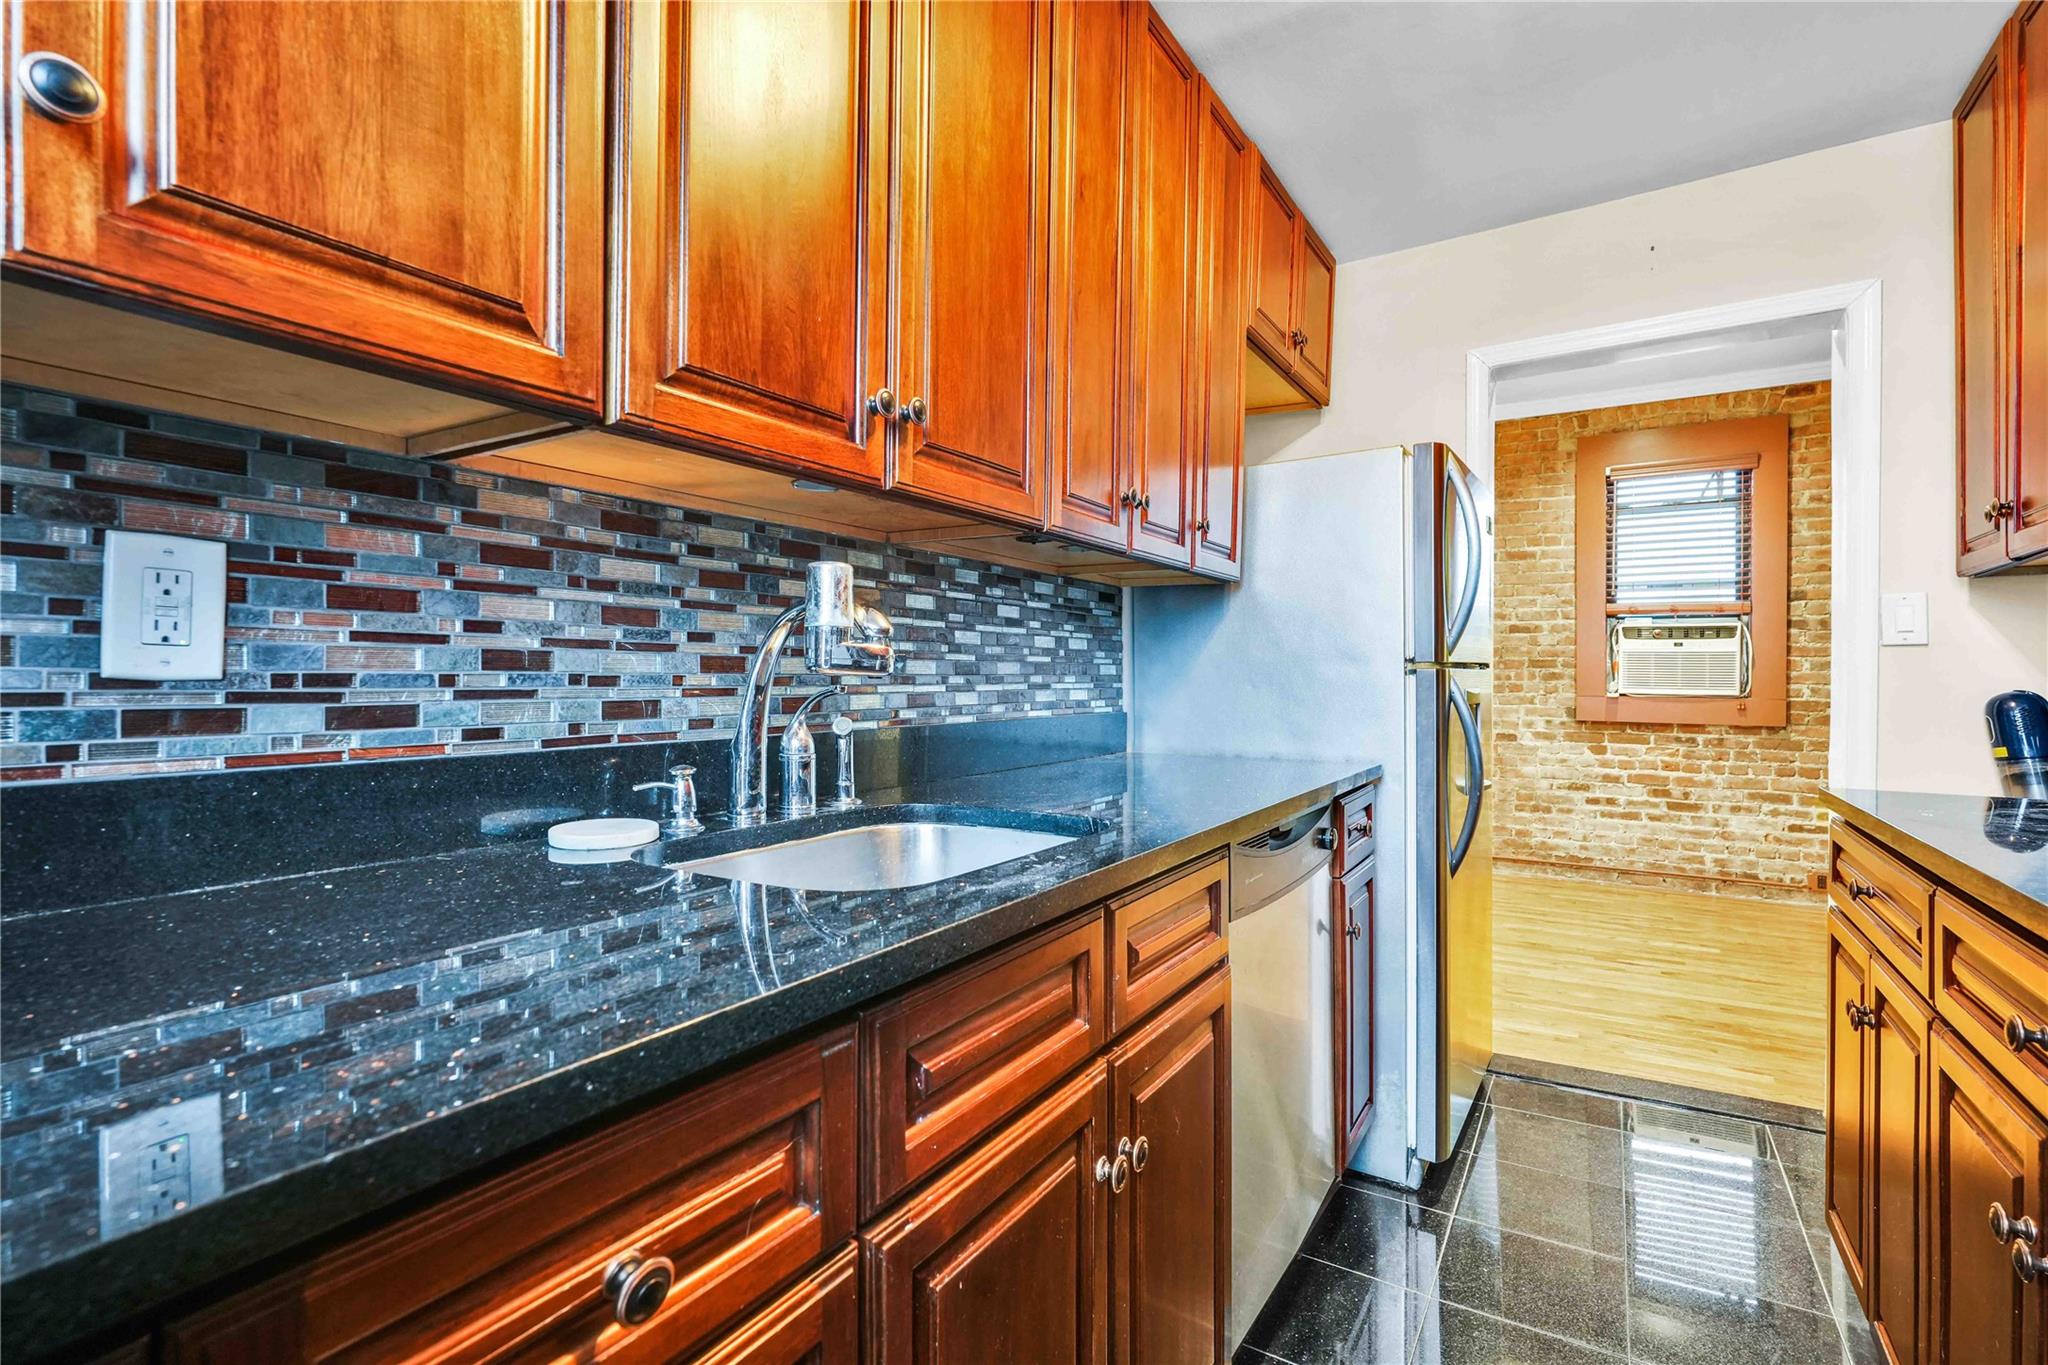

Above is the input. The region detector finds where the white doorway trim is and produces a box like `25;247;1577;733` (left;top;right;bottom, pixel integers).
1463;280;1882;791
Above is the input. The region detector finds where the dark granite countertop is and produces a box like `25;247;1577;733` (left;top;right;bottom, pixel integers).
1820;787;2048;939
0;750;1377;1360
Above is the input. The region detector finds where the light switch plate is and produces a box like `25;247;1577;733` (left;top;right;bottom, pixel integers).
1880;591;1928;646
101;531;228;680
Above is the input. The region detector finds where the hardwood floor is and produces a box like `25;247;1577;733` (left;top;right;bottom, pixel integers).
1492;867;1827;1110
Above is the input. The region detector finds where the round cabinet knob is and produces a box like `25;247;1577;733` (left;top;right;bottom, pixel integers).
1130;1135;1150;1173
867;387;897;418
1108;1153;1131;1193
2015;1239;2047;1283
1345;920;1363;941
2006;1015;2048;1055
901;395;929;425
1290;328;1307;348
1195;516;1211;535
17;52;103;123
1990;1202;2041;1245
604;1251;675;1327
1314;828;1337;851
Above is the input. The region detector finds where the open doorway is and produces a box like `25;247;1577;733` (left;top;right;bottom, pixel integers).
1467;288;1879;1120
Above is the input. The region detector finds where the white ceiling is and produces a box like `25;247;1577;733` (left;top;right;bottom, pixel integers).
1157;0;2009;262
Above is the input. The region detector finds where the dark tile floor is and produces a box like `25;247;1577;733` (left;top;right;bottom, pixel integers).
1234;1074;1883;1365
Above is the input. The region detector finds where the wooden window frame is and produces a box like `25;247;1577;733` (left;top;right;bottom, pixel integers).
1574;415;1790;726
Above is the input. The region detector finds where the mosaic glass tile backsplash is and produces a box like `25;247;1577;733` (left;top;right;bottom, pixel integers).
0;384;1123;782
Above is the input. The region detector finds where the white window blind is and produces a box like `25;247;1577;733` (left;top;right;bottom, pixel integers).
1605;465;1753;609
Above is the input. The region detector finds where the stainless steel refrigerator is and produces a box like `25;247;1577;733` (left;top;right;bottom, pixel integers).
1130;441;1493;1186
1405;441;1494;1168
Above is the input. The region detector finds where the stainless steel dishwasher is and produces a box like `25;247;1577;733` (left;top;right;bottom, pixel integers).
1226;803;1338;1353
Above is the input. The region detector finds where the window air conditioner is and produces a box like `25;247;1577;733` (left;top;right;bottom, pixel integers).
1608;616;1751;698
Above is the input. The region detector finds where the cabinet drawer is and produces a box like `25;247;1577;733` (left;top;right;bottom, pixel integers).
1830;820;1934;992
860;910;1105;1215
1108;854;1228;1034
686;1243;858;1365
1334;785;1376;877
1934;889;2048;1117
166;1029;857;1364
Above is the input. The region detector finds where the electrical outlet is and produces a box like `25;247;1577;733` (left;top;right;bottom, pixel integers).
99;1093;224;1240
100;531;227;680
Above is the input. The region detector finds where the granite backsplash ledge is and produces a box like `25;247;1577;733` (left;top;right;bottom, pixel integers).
0;382;1123;783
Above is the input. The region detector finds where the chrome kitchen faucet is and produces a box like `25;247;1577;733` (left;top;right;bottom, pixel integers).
730;561;894;825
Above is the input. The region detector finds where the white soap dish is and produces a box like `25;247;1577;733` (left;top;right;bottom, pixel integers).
547;816;659;851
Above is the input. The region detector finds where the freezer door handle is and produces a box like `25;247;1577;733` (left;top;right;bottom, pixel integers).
1444;460;1482;656
1448;675;1484;874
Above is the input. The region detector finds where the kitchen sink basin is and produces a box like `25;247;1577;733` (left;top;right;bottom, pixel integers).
670;811;1085;892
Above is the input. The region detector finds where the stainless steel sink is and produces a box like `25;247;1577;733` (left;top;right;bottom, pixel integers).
672;819;1078;892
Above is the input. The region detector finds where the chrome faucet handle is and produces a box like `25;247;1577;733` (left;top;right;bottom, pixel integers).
778;688;839;817
633;764;702;836
827;714;859;809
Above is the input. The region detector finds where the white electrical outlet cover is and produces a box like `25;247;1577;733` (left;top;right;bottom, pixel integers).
98;1091;224;1239
101;531;229;680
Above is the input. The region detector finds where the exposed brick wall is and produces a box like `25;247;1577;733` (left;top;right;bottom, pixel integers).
0;384;1123;783
1492;384;1831;899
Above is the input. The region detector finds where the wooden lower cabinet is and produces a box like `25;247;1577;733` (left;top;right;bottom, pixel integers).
1823;815;2048;1365
1108;966;1230;1365
862;1063;1114;1365
1336;861;1375;1166
1929;1025;2048;1365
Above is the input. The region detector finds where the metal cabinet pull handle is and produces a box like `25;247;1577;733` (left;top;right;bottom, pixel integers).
900;396;929;425
1108;1153;1131;1193
1345;919;1363;942
1130;1135;1150;1173
1290;328;1307;348
867;387;897;418
16;52;103;123
2015;1239;2047;1283
1139;493;1151;511
604;1250;675;1327
1844;1001;1875;1031
2006;1015;2048;1055
1990;1203;2041;1245
1985;499;2015;525
1195;516;1211;534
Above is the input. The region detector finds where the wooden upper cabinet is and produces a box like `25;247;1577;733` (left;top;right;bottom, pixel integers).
862;1063;1112;1365
612;0;889;484
1124;3;1201;567
1959;33;2012;574
1047;0;1132;550
1246;161;1300;360
887;0;1053;524
1192;82;1252;579
2;0;604;415
1826;909;1874;1301
1243;153;1334;412
1107;966;1229;1365
1293;224;1336;403
2013;0;2048;561
1929;1024;2048;1365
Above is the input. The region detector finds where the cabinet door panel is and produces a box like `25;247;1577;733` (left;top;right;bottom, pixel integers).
1825;909;1872;1300
1957;40;2010;573
862;1064;1111;1365
614;0;888;482
1246;161;1299;361
4;0;604;412
890;0;1051;523
1929;1025;2048;1365
1337;863;1375;1163
1124;3;1199;567
1867;952;1931;1365
2015;1;2048;561
1109;967;1229;1365
1046;0;1130;549
1293;225;1336;404
1192;83;1251;580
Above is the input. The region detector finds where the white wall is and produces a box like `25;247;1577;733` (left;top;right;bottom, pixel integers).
1246;122;2047;795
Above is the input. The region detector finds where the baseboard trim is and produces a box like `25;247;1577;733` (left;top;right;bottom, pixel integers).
1489;1053;1825;1132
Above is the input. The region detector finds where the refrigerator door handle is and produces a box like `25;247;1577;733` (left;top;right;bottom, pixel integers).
1444;460;1482;656
1447;675;1484;874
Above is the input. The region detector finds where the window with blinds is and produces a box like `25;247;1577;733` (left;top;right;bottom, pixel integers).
1605;464;1754;611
